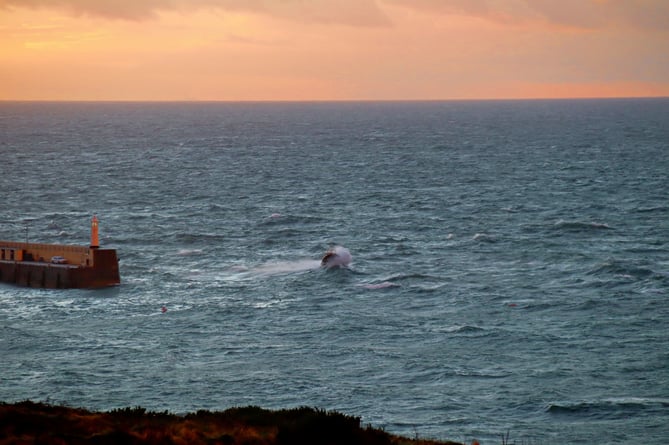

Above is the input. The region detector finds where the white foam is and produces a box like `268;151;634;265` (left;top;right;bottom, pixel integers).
249;259;321;276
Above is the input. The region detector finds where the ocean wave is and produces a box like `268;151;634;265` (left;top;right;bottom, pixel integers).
453;368;510;379
378;272;444;282
359;281;400;290
207;204;232;212
443;325;486;334
635;205;669;213
512;301;556;311
356;273;447;292
552;219;612;232
175;233;227;243
472;233;496;243
587;260;656;280
258;214;327;226
376;235;411;244
547;398;669;419
176;249;204;256
572;298;617;311
261;229;311;243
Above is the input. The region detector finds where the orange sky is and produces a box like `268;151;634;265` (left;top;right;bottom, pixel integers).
1;0;668;101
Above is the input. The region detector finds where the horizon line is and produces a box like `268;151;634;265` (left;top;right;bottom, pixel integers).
2;95;668;104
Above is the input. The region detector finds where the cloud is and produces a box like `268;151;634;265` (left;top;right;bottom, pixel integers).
0;0;167;20
0;0;391;26
3;0;668;31
5;0;667;31
383;0;669;31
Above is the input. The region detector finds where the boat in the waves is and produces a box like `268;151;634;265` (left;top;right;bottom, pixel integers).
321;246;352;269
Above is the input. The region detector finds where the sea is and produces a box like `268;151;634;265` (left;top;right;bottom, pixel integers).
1;99;668;444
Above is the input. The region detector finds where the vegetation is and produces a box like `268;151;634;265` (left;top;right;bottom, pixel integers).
0;401;463;445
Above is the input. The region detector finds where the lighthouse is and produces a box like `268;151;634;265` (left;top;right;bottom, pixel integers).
90;215;99;249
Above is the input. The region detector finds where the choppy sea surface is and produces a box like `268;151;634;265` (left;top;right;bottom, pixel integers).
1;99;668;444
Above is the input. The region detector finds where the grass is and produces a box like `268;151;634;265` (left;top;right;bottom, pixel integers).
0;400;464;445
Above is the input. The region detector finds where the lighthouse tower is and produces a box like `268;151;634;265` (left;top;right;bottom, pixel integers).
90;215;99;249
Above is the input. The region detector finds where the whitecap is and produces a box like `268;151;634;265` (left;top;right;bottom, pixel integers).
473;233;495;243
176;248;203;256
359;281;400;290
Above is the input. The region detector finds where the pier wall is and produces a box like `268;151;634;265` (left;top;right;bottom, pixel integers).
0;243;120;289
0;241;92;266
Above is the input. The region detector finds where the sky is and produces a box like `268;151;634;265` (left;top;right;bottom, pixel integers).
1;0;668;101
